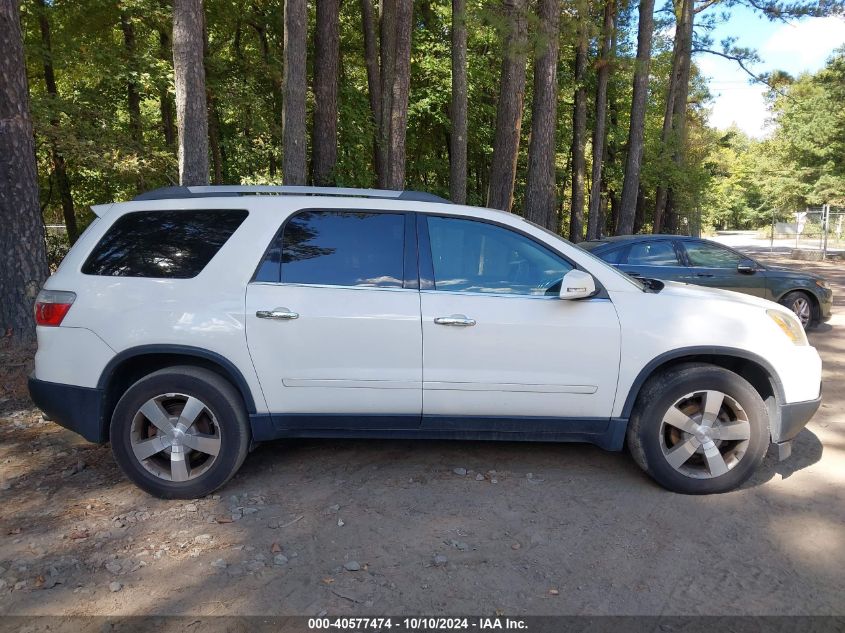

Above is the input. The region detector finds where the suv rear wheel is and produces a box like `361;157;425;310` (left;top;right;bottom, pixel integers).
110;366;251;499
626;364;769;494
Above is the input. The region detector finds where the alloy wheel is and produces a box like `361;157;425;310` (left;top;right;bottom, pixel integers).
659;390;751;480
790;296;812;328
129;393;222;482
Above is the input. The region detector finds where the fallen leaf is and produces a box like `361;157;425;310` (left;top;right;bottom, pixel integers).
271;542;282;553
321;577;335;585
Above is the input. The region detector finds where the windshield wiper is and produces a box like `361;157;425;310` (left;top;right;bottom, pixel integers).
640;278;664;293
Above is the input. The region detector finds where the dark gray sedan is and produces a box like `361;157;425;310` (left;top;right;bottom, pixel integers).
581;235;832;329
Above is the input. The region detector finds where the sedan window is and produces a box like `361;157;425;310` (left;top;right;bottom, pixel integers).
625;241;680;266
684;242;742;268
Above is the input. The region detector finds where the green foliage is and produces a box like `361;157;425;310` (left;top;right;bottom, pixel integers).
700;49;845;231
19;0;842;238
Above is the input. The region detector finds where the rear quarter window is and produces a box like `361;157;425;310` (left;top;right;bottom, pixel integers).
82;209;247;278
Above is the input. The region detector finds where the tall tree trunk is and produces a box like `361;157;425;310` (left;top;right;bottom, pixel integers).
569;17;588;242
634;185;645;233
247;15;283;179
208;99;224;184
653;0;691;233
120;11;145;192
202;18;224;185
378;0;397;189
587;0;615;240
449;0;468;204
158;28;176;147
1;0;49;343
487;0;529;212
283;0;307;185
360;0;384;185
524;0;560;230
386;0;413;189
664;0;694;233
120;12;143;148
311;0;340;186
36;0;77;243
313;0;340;186
173;0;209;186
616;0;655;235
609;190;619;235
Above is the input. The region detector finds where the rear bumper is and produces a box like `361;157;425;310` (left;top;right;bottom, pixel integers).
28;376;107;443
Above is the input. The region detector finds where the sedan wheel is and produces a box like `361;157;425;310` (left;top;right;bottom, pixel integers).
779;290;815;330
788;296;812;328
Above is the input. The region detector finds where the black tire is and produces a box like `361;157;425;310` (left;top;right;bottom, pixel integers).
779;290;817;330
110;366;251;499
626;363;769;494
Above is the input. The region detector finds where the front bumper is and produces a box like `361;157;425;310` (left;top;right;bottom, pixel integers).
818;288;833;321
774;395;821;443
28;376;107;443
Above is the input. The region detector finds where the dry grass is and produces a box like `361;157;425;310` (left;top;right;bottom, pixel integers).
0;338;35;406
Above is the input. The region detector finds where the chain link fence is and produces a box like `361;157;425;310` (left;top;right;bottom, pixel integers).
769;205;845;258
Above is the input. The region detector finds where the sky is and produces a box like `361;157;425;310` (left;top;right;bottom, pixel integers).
695;9;845;138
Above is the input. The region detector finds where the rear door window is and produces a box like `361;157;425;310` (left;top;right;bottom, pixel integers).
82;209;247;278
625;241;681;266
256;210;406;288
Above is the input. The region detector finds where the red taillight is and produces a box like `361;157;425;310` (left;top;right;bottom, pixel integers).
34;290;76;327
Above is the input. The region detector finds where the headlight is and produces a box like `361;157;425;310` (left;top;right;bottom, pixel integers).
767;309;808;345
815;279;829;289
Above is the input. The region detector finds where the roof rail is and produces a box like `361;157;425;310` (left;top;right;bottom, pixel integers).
133;185;452;204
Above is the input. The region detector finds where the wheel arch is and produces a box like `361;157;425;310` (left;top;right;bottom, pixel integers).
97;345;258;441
620;346;785;421
776;287;819;319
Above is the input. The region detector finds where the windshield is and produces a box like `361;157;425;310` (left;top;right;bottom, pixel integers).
519;218;645;291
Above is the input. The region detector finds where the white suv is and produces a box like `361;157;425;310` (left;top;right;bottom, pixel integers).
29;186;822;498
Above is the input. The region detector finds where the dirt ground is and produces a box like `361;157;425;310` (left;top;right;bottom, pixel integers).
1;255;843;618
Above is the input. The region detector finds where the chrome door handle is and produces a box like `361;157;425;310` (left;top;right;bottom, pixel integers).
256;307;299;320
434;314;476;327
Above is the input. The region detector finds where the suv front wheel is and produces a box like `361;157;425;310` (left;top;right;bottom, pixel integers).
110;366;251;499
626;364;769;494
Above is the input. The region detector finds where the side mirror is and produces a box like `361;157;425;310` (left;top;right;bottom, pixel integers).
559;269;597;300
737;259;757;274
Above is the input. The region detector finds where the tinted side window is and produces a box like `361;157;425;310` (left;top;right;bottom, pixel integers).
684;242;742;268
272;211;405;288
599;247;626;265
625;241;680;266
426;216;573;295
82;209;247;278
